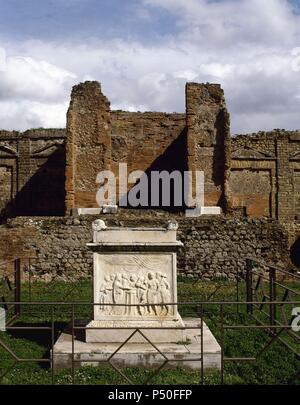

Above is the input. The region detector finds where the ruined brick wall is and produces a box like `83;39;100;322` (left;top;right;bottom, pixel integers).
0;214;289;280
229;130;300;246
186;83;230;209
0;131;18;219
1;81;300;269
0;129;66;221
65;81;187;211
65;81;230;213
111;111;186;206
65;81;112;213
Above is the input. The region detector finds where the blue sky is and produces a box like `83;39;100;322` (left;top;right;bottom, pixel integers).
0;0;297;42
0;0;178;41
0;0;300;132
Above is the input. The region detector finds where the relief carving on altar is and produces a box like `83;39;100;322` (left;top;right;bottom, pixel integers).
99;271;171;317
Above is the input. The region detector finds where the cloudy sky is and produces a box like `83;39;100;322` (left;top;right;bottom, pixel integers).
0;0;300;133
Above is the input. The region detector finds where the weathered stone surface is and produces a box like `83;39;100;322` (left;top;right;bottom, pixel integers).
52;318;221;372
0;129;65;221
86;222;184;343
0;213;289;280
186;83;231;210
65;81;112;213
102;205;118;214
51;222;221;371
0;81;299;265
230;130;300;245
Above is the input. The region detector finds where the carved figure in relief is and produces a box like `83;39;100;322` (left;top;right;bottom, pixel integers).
121;274;137;315
98;271;172;317
156;272;171;315
107;274;116;314
99;275;114;313
136;276;148;315
146;272;159;315
113;274;124;314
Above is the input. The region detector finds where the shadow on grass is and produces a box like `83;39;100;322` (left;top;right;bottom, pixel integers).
6;321;68;369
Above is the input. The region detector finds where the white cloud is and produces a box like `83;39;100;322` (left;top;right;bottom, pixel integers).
0;55;76;102
173;70;199;81
0;0;300;133
143;0;300;46
0;52;77;129
0;100;69;129
0;47;6;72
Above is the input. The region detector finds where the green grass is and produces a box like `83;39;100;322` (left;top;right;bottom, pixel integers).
0;365;244;386
0;278;299;385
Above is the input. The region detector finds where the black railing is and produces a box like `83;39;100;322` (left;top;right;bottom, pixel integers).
0;256;299;385
0;258;21;324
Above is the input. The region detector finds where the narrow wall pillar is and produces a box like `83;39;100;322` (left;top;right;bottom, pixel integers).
16;135;31;213
65;81;112;214
276;136;294;242
186;83;231;211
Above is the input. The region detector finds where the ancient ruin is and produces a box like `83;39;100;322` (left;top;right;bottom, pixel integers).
53;219;221;371
0;81;299;273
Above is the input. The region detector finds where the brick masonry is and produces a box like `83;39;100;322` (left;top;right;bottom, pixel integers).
0;81;300;271
0;213;290;280
229;131;300;245
186;83;231;209
0;128;65;220
65;82;111;213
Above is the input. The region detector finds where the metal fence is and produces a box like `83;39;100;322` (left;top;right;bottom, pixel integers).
0;257;299;385
0;258;21;325
245;257;300;357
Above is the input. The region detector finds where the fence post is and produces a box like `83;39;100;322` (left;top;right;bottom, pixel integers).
14;258;21;316
246;259;253;315
269;267;277;333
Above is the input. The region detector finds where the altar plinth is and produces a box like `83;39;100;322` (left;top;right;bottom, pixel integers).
85;220;185;343
52;220;221;372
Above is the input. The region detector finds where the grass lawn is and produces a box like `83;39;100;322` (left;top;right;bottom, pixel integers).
0;278;299;385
